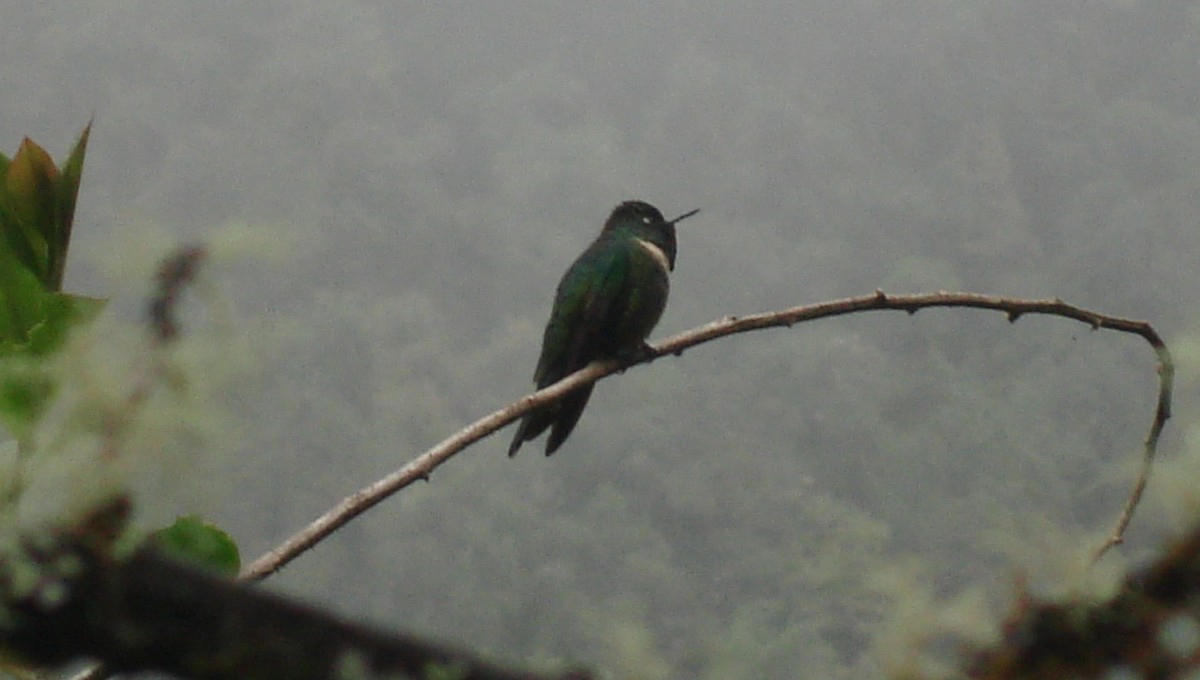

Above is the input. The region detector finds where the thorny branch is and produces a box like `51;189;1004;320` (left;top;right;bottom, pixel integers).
243;290;1172;580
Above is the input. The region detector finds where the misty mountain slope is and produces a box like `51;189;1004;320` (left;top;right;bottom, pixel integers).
2;2;1196;678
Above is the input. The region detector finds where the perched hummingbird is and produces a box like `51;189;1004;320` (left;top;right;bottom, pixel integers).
508;200;699;456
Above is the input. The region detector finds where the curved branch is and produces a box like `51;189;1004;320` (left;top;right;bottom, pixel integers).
242;291;1172;580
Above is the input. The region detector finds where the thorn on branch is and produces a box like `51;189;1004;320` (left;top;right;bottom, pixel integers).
1007;311;1022;323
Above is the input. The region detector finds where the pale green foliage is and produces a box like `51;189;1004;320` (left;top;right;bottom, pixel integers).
1;245;250;538
869;565;994;680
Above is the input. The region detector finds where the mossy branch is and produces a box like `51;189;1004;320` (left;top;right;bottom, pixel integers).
971;519;1200;679
2;508;589;680
243;290;1172;580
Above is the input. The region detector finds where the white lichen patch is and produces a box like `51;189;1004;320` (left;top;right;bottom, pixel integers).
868;560;997;680
333;650;371;680
1103;664;1143;680
0;240;264;542
1159;614;1200;660
34;578;69;611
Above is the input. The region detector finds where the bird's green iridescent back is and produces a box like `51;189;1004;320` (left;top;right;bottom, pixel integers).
534;229;670;388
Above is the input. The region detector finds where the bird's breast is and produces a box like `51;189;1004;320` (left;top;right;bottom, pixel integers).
634;237;672;273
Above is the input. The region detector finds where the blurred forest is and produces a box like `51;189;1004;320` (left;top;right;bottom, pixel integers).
3;1;1200;678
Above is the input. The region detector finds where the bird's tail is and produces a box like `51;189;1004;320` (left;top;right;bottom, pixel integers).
507;384;595;456
544;384;594;455
508;405;553;457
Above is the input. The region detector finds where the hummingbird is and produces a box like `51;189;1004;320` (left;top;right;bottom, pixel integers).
508;200;699;456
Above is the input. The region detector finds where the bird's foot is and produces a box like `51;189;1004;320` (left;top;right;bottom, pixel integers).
615;342;656;371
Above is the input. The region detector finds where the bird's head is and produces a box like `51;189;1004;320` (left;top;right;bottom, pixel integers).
603;200;699;271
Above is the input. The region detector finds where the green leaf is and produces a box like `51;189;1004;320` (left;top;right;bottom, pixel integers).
0;195;45;290
0;126;90;292
2;138;57;285
0;361;52;441
0;286;104;440
25;292;103;356
49;124;90;291
152;515;242;576
0;243;101;351
0;247;49;345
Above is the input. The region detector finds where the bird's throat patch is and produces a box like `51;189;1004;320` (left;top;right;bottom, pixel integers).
635;238;671;272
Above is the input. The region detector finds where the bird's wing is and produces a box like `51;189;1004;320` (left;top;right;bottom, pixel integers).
533;238;631;388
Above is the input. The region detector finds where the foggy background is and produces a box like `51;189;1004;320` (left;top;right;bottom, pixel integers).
4;1;1199;678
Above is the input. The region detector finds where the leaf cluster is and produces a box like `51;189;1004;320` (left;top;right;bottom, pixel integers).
0;126;101;440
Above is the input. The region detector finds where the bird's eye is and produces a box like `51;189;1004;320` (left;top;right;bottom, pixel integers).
642;216;652;224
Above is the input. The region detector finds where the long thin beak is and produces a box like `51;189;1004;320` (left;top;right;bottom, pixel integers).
670;208;700;225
